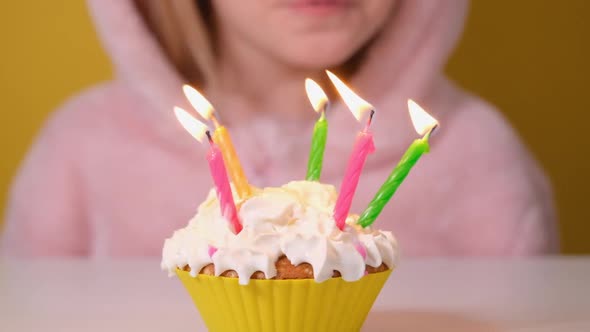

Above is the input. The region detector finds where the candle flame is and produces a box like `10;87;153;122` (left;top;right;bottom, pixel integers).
183;84;215;120
305;78;328;113
408;99;439;136
174;106;208;143
326;70;373;122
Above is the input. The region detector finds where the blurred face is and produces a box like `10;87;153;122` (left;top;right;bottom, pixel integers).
211;0;397;70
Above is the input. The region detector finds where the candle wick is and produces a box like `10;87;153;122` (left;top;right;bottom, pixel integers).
425;124;439;140
206;130;214;145
364;109;375;131
430;124;439;135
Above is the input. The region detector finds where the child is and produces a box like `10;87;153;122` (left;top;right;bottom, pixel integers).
2;0;558;256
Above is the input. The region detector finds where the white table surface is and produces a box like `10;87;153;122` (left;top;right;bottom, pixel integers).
1;258;589;331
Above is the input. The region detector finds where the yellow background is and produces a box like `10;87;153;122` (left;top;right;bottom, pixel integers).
1;2;588;253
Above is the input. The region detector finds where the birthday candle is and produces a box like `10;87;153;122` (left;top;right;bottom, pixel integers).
205;131;242;234
304;79;329;181
357;100;439;228
183;85;252;199
333;115;375;230
173;107;242;234
327;71;376;230
212;126;250;198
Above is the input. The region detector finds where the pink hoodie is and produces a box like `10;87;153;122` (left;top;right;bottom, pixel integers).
2;0;558;257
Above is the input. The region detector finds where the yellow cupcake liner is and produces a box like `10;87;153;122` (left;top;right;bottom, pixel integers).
176;269;392;332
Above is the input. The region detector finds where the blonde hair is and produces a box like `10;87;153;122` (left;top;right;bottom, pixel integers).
135;0;215;87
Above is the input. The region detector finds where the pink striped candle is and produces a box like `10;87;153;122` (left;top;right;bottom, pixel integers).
326;70;377;230
174;107;242;234
333;114;375;230
206;132;243;234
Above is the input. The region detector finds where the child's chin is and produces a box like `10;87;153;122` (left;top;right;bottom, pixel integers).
278;47;357;71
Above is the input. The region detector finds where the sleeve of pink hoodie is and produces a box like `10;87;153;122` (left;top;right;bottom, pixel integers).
2;97;90;256
436;98;558;255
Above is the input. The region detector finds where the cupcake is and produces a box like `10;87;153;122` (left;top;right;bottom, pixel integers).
162;180;398;332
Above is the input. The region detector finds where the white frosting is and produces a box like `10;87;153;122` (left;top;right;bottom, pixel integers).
161;181;399;285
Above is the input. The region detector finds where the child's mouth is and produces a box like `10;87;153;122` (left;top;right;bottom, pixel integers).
287;0;354;15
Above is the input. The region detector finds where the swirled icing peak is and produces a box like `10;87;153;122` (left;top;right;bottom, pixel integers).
161;181;398;285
